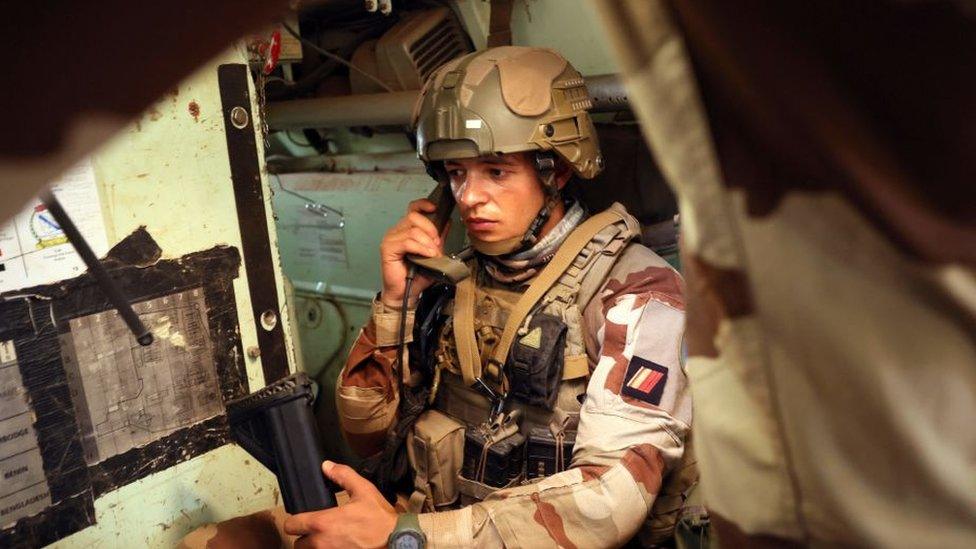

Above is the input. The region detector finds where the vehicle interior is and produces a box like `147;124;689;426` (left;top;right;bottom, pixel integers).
1;1;972;547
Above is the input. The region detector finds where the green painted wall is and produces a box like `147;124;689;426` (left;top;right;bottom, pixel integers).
54;46;292;547
453;0;620;75
273;170;430;381
270;163;468;463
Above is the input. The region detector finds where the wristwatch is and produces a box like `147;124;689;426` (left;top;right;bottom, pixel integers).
388;513;426;549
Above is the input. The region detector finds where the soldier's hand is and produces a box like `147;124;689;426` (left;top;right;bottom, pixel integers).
379;198;447;308
284;460;397;549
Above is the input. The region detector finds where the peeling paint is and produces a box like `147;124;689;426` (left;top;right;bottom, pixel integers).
188;101;200;122
150;315;187;348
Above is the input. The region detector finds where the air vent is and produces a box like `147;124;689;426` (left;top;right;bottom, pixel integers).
410;18;468;82
352;7;471;93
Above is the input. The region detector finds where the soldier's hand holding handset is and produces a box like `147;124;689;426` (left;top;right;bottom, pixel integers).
378;198;447;309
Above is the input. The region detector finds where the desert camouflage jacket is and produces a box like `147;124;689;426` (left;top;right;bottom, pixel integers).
337;225;690;548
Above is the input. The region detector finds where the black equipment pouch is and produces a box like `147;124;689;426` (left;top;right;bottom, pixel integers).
460;410;524;490
526;426;576;479
507;312;566;409
462;429;525;488
412;283;455;378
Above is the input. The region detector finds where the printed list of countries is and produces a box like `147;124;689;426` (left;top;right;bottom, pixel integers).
0;340;51;529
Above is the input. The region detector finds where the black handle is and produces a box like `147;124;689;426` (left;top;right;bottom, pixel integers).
405;183;469;284
425;182;456;234
267;396;338;513
40;192;153;346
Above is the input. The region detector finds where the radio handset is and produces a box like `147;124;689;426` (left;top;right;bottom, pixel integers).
406;183;470;285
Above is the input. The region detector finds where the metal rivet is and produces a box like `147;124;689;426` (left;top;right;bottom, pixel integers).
230;106;249;129
260;310;278;331
544;124;555;137
247;346;261;358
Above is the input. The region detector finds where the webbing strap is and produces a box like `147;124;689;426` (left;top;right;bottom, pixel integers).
489;208;626;373
453;272;481;385
407;490;428;514
562;354;589;380
487;0;515;48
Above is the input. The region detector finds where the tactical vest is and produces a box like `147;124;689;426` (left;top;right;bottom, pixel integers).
405;204;700;544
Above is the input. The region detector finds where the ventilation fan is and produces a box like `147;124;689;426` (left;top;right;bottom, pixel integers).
350;7;472;94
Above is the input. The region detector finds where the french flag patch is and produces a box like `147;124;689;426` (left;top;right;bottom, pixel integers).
621;356;668;406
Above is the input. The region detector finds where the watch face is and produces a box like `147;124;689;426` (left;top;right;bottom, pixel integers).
392;531;423;549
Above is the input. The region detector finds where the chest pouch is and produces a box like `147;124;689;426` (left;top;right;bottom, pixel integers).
507;312;566;409
458;410;525;504
526;410;579;479
405;409;465;512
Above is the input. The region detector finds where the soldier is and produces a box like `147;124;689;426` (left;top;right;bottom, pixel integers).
283;46;701;549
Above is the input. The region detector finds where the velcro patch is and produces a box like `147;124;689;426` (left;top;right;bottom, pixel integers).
621;357;668;406
519;326;542;349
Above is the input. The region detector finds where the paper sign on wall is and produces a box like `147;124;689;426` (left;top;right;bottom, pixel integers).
0;159;108;293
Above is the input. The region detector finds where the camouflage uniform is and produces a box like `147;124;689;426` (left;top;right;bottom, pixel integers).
589;1;976;546
337;203;692;548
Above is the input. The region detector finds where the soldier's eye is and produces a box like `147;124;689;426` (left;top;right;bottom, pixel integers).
489;168;506;178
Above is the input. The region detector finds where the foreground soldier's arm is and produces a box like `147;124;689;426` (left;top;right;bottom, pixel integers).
418;253;689;548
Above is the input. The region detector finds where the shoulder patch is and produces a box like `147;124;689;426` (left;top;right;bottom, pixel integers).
621;356;668;406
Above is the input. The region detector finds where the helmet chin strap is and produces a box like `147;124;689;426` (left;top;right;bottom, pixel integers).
471;154;559;257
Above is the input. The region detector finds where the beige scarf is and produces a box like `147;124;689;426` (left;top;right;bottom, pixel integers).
480;200;586;285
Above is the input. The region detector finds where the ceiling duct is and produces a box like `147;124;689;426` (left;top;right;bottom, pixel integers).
268;75;629;130
350;7;471;93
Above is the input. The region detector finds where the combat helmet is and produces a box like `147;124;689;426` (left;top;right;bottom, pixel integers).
412;46;603;255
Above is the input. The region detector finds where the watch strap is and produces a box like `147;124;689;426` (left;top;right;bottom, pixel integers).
388;513;425;549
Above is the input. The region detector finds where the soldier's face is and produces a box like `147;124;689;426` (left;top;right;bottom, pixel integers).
446;153;547;243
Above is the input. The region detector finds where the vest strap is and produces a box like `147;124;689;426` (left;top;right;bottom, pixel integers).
562;354;589;380
488;207;627;373
408;489;428;514
453;271;481;385
452;204;631;388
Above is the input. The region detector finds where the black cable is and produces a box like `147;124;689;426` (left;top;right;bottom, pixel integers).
396;266;416;379
302;129;329;155
266;19;393;101
281;22;394;93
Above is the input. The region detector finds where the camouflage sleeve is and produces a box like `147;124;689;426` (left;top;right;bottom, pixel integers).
418;248;690;548
335;298;414;457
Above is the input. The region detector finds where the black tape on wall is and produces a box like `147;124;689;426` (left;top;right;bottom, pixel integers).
0;228;248;547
